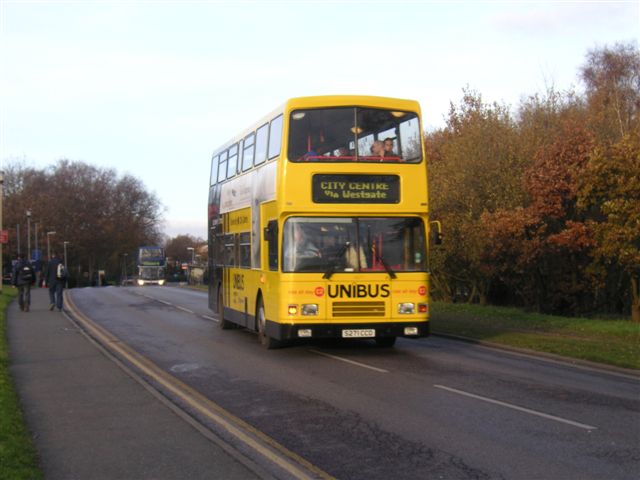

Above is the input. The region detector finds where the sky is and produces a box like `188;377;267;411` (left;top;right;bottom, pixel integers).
1;0;638;239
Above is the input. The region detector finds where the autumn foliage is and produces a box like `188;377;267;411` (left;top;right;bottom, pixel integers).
429;42;640;321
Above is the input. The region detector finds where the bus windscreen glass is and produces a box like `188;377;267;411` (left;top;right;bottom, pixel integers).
288;108;421;163
282;217;426;273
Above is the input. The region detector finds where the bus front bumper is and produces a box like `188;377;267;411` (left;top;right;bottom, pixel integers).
266;320;430;341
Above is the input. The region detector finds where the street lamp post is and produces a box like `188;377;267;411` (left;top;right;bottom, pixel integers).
34;223;39;260
26;211;32;262
122;253;128;285
47;231;56;261
187;247;195;285
63;241;69;289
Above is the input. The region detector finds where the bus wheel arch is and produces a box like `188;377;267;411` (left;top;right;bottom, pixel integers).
255;294;283;349
254;290;264;332
218;283;234;330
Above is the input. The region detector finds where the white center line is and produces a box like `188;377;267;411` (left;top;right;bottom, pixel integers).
309;350;388;373
433;384;597;431
176;305;194;314
202;315;219;323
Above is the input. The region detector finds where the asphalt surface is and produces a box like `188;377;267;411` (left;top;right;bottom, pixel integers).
8;286;640;480
7;288;263;480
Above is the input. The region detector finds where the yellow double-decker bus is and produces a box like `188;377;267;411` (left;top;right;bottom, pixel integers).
208;95;437;348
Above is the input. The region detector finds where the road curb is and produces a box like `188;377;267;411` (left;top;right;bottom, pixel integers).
63;290;335;480
432;331;640;378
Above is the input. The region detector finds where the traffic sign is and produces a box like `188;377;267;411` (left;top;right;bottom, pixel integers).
0;230;8;244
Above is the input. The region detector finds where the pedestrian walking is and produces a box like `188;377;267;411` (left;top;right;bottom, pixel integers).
12;253;35;312
46;252;67;311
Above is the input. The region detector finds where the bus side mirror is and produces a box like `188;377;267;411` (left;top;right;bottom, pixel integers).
430;220;443;245
264;220;278;242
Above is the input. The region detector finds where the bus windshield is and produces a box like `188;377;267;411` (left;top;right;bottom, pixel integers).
288;108;422;163
283;217;426;273
139;266;164;280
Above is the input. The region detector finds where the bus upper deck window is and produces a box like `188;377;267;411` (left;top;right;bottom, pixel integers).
255;123;269;166
268;115;283;160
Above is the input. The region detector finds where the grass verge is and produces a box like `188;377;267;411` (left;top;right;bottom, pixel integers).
0;288;43;480
431;301;640;370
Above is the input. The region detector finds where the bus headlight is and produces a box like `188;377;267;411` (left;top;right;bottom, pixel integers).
301;304;318;316
398;303;415;314
158;279;165;286
288;305;298;316
137;279;145;286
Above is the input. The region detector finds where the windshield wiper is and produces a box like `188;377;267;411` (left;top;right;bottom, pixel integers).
374;251;397;279
323;242;351;280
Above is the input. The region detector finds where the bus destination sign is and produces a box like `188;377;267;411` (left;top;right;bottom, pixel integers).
312;174;400;204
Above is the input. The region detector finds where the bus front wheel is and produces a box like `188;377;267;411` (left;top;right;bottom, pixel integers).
256;298;283;349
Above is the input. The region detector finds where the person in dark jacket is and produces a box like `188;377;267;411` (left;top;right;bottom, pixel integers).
12;253;35;312
46;252;66;311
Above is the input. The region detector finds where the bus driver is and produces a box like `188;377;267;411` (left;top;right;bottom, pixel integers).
284;224;321;271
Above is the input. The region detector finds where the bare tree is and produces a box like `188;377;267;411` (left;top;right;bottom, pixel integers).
164;234;206;263
581;42;640;141
3;159;165;285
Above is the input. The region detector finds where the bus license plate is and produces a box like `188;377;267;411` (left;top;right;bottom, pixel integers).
342;329;375;338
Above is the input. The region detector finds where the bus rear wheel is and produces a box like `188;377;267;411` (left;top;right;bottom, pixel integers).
375;337;396;348
218;288;234;330
257;298;283;349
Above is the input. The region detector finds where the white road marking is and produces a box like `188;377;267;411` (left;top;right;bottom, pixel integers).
134;290;216;322
433;384;598;430
63;295;333;480
309;350;389;373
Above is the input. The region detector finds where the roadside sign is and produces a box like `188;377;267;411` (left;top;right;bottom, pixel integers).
0;230;8;244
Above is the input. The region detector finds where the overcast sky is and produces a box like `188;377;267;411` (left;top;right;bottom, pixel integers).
1;0;638;239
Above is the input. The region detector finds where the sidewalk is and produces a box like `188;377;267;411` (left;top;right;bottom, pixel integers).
7;288;261;480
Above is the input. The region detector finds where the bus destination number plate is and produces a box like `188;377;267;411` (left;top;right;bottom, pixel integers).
342;329;376;338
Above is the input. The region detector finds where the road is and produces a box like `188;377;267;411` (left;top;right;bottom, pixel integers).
67;285;640;480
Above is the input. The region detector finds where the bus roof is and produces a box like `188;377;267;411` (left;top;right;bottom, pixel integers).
210;95;422;159
284;95;421;113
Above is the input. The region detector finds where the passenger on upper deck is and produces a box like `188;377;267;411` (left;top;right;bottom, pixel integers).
383;137;400;159
302;144;328;161
370;140;385;161
337;146;351;159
